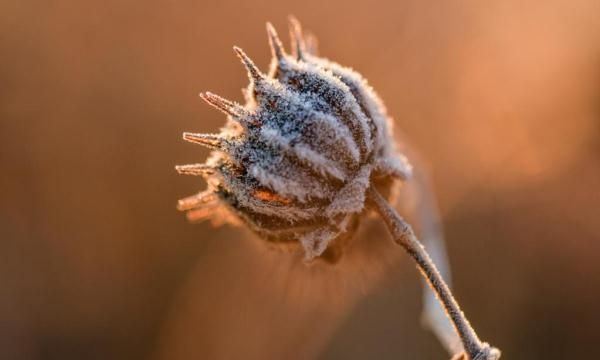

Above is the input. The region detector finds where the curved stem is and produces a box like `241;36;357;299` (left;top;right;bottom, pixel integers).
367;187;500;360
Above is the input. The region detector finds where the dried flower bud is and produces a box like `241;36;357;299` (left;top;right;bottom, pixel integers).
177;19;412;262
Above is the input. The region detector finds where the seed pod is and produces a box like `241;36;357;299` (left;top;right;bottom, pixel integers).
177;19;412;262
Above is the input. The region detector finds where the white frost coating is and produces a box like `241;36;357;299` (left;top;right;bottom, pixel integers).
250;165;312;202
245;198;318;222
375;155;413;180
311;114;361;163
325;165;372;217
300;226;338;260
223;170;318;222
300;214;353;260
293;144;347;181
307;53;405;172
260;127;347;181
177;20;413;262
276;60;374;154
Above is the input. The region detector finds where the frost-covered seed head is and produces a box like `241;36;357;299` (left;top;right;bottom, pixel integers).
177;19;412;263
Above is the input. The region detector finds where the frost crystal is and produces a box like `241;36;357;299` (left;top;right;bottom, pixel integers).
176;19;412;262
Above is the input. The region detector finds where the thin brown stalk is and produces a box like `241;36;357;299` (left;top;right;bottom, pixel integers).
367;187;500;360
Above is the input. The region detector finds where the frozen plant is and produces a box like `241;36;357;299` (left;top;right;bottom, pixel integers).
176;18;500;360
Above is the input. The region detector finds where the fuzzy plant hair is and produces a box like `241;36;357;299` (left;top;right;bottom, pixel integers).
176;18;500;360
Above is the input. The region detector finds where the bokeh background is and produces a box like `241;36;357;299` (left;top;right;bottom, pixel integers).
2;0;600;359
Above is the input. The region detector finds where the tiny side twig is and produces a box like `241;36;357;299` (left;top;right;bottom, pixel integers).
367;187;500;360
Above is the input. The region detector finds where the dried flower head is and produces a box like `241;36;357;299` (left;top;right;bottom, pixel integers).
177;19;411;262
176;18;501;359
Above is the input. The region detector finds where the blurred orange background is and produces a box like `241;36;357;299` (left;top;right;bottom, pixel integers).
2;0;600;359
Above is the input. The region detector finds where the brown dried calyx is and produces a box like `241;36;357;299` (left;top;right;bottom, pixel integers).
176;18;411;262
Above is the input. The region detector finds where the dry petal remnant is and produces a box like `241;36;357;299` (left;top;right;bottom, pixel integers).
176;19;412;262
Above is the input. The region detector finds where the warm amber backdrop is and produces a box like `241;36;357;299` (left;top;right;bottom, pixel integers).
2;0;600;359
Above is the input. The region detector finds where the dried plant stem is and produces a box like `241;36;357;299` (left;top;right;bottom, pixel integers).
367;188;500;360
